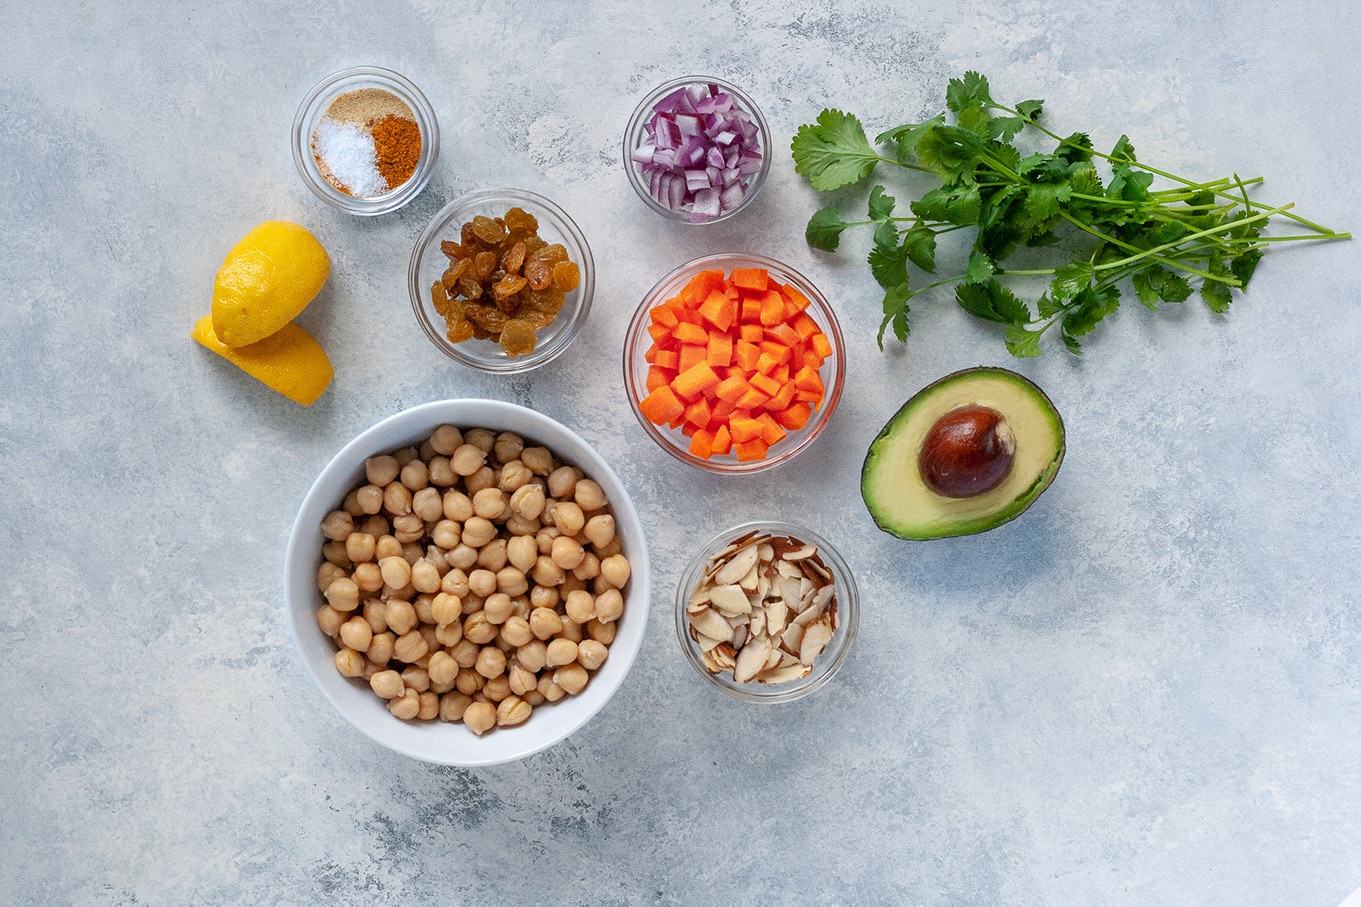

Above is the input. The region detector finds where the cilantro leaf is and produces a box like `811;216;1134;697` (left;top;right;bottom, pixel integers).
903;226;938;272
1201;279;1232;314
912;183;981;225
868;222;907;288
964;248;996;284
1050;262;1094;302
877;283;912;348
947;71;992;113
867;185;896;221
956;279;1030;324
876;115;945;164
1005;322;1045;358
805;207;850;252
1015;98;1044;122
791;110;880;191
1062;285;1121;337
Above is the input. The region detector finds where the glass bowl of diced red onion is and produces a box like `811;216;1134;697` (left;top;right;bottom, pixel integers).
624;76;771;225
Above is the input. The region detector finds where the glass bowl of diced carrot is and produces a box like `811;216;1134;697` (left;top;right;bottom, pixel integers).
623;253;845;473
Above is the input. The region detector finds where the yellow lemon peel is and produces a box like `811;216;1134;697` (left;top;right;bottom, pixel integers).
191;315;333;406
211;221;330;348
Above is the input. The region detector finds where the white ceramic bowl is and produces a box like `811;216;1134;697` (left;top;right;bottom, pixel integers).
284;399;651;766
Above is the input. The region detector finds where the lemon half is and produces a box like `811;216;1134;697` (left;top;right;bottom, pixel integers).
211;221;331;348
192;315;333;406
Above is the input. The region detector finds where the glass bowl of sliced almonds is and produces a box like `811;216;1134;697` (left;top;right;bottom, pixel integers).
675;520;858;703
408;188;595;374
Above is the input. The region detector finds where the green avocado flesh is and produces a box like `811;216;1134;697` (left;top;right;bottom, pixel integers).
861;367;1065;540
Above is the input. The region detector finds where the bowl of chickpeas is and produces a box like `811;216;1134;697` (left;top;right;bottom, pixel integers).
284;398;650;766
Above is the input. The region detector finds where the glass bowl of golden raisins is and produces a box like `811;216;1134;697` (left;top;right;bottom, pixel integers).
409;188;595;373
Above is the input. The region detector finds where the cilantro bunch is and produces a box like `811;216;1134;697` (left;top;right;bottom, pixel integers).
792;72;1348;355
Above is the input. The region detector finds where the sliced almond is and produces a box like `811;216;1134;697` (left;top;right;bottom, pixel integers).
799;619;834;666
708;583;752;615
733;638;769;683
689;607;734;642
713;543;759;585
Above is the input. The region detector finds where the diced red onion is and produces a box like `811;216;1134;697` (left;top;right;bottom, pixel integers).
632;81;763;222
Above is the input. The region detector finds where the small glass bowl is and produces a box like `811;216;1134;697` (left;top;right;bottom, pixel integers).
409;188;596;374
675;521;858;703
293;65;439;216
623;253;845;473
623;75;771;224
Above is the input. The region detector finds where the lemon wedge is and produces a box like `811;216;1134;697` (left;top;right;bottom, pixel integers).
211;221;331;348
191;315;333;406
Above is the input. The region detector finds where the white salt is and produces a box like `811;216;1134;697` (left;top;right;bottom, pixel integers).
312;118;387;197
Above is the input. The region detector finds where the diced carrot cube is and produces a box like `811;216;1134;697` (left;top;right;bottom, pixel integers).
679;269;726;306
735;386;772;411
706;331;733;368
653;348;679;370
793;364;823;395
672;360;721;401
689;428;715;460
651;305;679;328
739;323;764;343
749;371;781;398
639;385;685;425
758;340;791;365
699;291;736;332
811;331;834;360
733;340;761;372
730;268;769;291
774;402;813;430
739;297;763;323
766;380;797;412
755;351;781;376
646;365;675;392
678;343;707;374
673;322;708;345
734;438;770;462
646;323;671;343
728;413;765;443
755;412;787;446
790;312;820;341
684;396;714;431
771;361;791;384
781;283;812;312
710;396;738;425
767;322;800;348
714;374;750;403
759;290;786;326
711;424;733;456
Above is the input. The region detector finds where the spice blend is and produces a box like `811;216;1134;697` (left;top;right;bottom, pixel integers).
311;88;421;197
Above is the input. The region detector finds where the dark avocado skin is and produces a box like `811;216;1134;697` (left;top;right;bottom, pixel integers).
861;367;1065;540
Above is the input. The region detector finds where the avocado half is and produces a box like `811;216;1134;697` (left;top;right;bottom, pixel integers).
861;367;1065;540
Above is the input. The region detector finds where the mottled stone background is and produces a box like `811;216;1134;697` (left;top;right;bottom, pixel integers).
2;1;1359;904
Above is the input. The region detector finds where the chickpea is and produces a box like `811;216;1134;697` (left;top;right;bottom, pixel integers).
554;662;590;695
521;446;554;475
560;618;584;643
439;691;472;722
462;428;494;453
481;675;511;702
369;669;404;699
531;555;566;587
451;443;486;476
572;552;601;582
383;482;413;517
317;561;346;593
494;431;524;463
334;648;366;677
321;510;354;542
546;637;579;668
586;618;616;646
374;535;404;561
359;514;389;538
442;490;474;522
547;465;578;499
385;599;417;636
463;612;498;645
467;568;498;599
342;489;365;517
388;689;420;720
465;466;497;495
455;667;484;696
510;484;546;520
497;696;532;728
529;585;560;610
498;460;533;492
594;588;624;624
417;691;440;720
379;556;412;590
363;599;388;634
506;535;538;574
424;545;450;574
583;514;615;549
355;484;384;515
490;568;524;599
447;544;478;571
594;537;623;560
430;424;463;456
410;559;441;594
600;554;632;590
463;700;497;735
549;501;586;537
476;538;509;572
575;480;608;512
343;532;375;564
391;513;425;544
577;639;609;671
316;604;345;637
505;514;540;537
431;592;461;625
472;487;506;520
440;568;470;597
368;632;395;666
399;459;429;492
537;674;566;702
353;562;383;593
393;630;429;664
365;455;400;487
414;595;437;625
339;616;373;652
529;607;563;641
551;536;586;571
483;593;514;625
412;487;443;522
474;645;507;679
448;638;478;669
393;446;419;466
462;517;498;549
400;665;431;693
500;616;534;649
322;541;352;570
500;632;539;668
564;590;596;624
435;619;464;648
324;577;360;612
508;663;538;696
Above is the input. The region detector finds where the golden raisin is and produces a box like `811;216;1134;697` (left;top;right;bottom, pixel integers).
471;215;507;245
525;259;554;291
501;241;526;275
430;281;449;318
504;207;539;234
494;274;528;301
551;261;580;292
472;251;498;281
499;319;538;358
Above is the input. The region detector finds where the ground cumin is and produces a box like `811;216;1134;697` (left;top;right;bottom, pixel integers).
370;114;421;189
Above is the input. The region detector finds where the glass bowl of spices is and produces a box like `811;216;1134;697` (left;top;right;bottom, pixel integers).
409;188;595;374
293;65;439;216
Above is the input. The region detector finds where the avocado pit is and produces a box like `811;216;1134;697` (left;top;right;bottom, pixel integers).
918;405;1015;498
